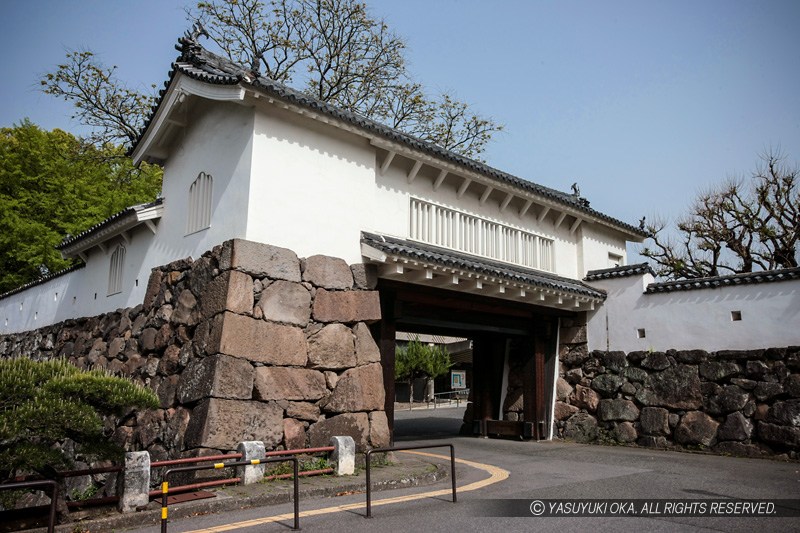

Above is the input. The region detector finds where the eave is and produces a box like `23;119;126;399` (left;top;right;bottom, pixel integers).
57;201;164;261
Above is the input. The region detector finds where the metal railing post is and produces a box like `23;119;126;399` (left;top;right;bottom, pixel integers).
365;443;457;518
160;456;300;532
0;479;58;533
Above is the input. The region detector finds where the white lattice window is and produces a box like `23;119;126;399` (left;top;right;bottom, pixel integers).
108;245;126;295
409;198;555;272
186;172;213;235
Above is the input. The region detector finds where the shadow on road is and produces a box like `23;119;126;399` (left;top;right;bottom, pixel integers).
393;406;466;441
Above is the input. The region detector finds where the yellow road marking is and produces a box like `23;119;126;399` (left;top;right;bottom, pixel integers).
184;450;509;533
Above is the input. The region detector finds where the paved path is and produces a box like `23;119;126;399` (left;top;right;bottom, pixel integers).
127;408;800;532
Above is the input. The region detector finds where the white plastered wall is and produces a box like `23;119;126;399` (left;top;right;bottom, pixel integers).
587;274;800;352
0;100;255;334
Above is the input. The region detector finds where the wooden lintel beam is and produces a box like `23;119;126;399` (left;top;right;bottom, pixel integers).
570;218;583;234
480;185;493;204
380;151;396;175
554;211;568;228
537;206;551;222
500;193;514;212
407;160;423;183
433;170;448;190
457;178;472;198
519;199;533;217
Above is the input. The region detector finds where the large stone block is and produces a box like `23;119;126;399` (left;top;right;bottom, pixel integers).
283;418;307;450
718;412;754;442
675;411;719;446
641;352;671;370
635;364;702;409
699;362;741;382
185;398;283;450
350;263;378;290
613;421;638;443
603;351;628;373
308;323;356;370
213;312;307;366
573;385;600;412
142;270;163;314
353;322;381;365
286;401;321;422
598;399;639;421
308;413;370;450
253;367;327;401
178;354;253;404
325;363;385;413
369;411;390;447
220;239;301;282
171;289;201;326
758;422;800;448
640;407;670;436
563;412;598;443
302;255;354;289
554;401;580;421
201;271;255;317
766;399;800;426
591;374;623;397
556;378;573;402
256;281;311;327
312;289;381;324
559;325;587;345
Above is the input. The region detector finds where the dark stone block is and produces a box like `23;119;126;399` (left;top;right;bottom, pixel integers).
717;350;763;361
699;362;740;382
603;351;628;373
674;349;710;364
636;364;702;409
641;352;671;370
591;374;623;397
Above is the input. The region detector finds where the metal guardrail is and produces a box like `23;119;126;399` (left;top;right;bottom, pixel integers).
364;444;456;518
428;389;469;408
161;456;300;532
0;479;58;533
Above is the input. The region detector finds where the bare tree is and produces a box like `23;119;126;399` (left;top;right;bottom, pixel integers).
40;50;155;147
42;0;502;159
641;149;799;279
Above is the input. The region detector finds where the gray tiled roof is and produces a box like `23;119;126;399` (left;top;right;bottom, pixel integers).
645;267;800;293
361;232;606;300
134;31;647;239
56;198;163;250
584;263;654;281
0;263;86;301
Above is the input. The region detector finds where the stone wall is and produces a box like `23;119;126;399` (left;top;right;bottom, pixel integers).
554;329;800;458
0;239;389;464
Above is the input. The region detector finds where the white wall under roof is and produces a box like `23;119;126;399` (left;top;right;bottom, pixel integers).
1;84;638;333
0;100;256;334
586;273;800;352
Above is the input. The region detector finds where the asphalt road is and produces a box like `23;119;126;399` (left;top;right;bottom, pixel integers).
128;407;800;532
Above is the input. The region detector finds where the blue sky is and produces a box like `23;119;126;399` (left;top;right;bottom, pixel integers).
2;0;799;258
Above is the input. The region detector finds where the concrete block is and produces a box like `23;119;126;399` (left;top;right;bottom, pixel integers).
330;436;355;476
236;441;266;485
118;451;150;512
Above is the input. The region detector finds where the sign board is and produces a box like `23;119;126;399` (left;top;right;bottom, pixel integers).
451;370;466;390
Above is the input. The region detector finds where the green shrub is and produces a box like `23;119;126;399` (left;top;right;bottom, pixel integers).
0;357;159;481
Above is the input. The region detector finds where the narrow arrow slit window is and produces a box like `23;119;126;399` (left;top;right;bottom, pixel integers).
108;245;125;295
187;172;213;235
